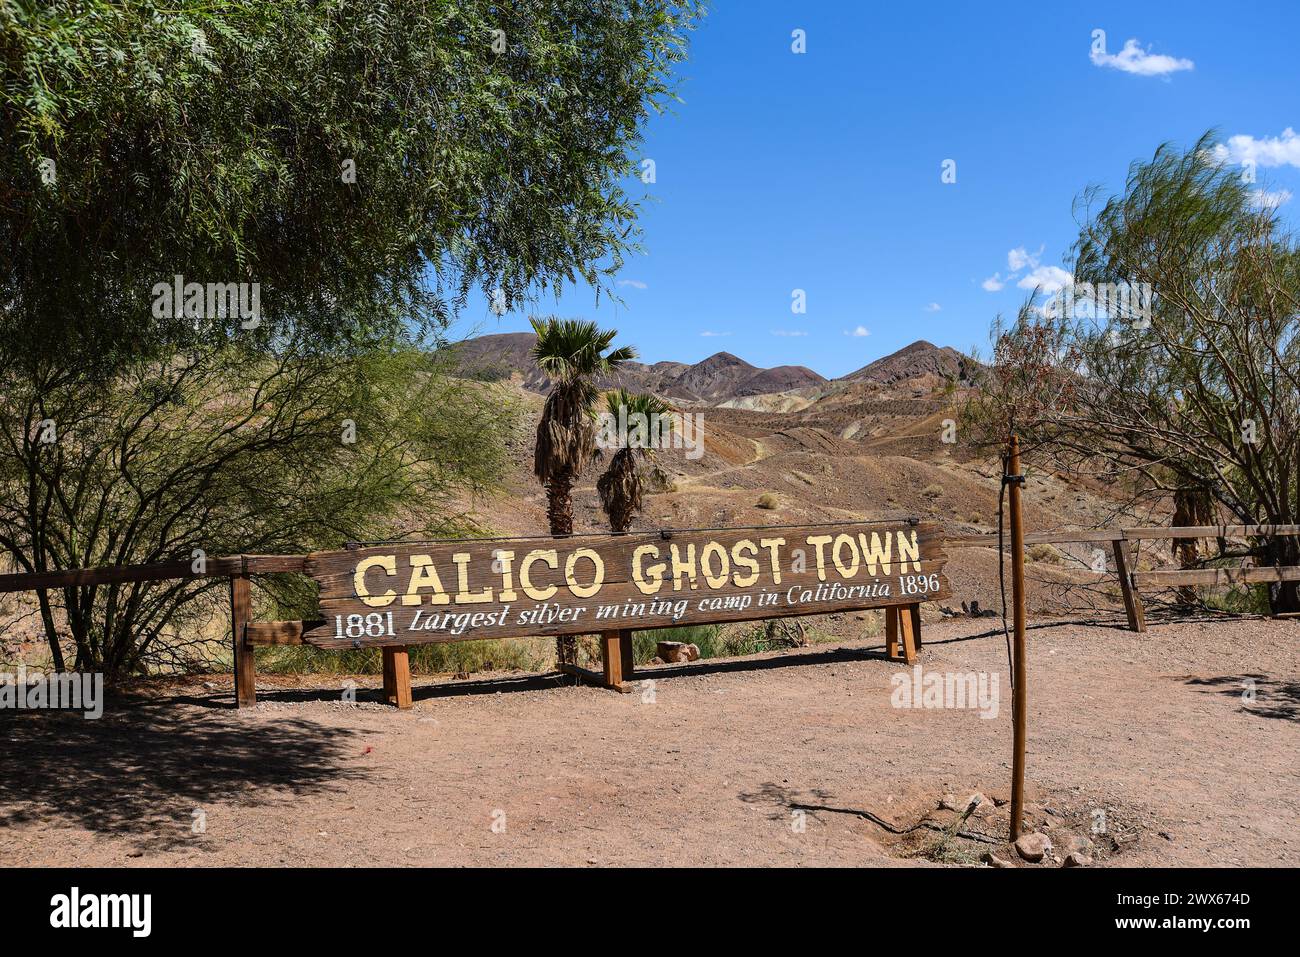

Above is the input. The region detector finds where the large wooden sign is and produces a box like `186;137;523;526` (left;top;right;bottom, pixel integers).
302;521;948;649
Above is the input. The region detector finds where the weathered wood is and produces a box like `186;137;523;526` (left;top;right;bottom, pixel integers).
1133;565;1300;587
0;553;306;594
885;605;900;660
1110;539;1145;633
600;630;627;690
899;603;920;664
303;522;949;649
230;574;256;708
1124;524;1300;540
244;619;324;645
1007;436;1028;842
382;646;412;709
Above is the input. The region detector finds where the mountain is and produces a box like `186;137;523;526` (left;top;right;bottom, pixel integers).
839;340;979;388
446;333;826;403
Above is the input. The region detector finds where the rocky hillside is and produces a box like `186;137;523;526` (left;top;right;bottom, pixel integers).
445;332;827;403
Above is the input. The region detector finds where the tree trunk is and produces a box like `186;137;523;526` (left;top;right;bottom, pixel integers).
546;469;578;666
1266;535;1300;614
1171;486;1212;606
546;470;574;537
34;588;66;672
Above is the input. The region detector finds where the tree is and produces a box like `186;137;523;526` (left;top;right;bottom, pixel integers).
530;317;636;666
0;332;513;678
597;389;674;533
0;0;701;367
969;134;1300;612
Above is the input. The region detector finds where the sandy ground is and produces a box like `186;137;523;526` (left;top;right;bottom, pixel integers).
1;615;1296;867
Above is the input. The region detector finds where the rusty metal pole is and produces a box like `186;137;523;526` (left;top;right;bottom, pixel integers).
1007;435;1028;840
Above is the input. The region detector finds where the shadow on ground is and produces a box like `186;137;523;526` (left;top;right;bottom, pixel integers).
0;700;367;853
1182;673;1300;722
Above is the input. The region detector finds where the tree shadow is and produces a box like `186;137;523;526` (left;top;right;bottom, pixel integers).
1181;673;1300;722
0;697;368;854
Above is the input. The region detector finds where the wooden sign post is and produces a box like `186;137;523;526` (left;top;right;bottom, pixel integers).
290;520;949;699
1007;436;1028;841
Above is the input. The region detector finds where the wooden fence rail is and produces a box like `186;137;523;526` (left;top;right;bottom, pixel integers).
951;524;1300;632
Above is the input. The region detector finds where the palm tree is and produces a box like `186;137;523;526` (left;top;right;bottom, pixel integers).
531;317;637;666
597;389;674;533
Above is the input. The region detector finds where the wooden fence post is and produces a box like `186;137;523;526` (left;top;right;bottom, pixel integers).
1007;435;1028;841
230;571;256;708
382;646;413;709
1112;537;1147;633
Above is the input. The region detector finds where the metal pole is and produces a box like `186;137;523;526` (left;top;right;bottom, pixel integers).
1007;435;1028;840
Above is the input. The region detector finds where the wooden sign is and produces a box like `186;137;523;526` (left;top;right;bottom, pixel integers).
302;521;948;649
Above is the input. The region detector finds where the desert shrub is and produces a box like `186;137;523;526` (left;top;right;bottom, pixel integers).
1027;543;1066;565
0;339;514;678
921;484;944;499
756;492;779;509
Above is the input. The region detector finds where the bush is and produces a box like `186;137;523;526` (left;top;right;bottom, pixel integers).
756;492;779;509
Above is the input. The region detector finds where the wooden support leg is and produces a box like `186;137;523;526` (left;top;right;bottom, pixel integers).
382;646;413;709
1112;539;1147;633
230;573;256;708
899;603;920;664
600;630;628;691
885;606;900;660
618;629;635;680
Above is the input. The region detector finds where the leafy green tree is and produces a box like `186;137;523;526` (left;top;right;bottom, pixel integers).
597;389;673;533
970;134;1300;612
0;0;701;366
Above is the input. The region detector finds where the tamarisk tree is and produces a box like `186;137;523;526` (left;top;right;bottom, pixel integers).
969;135;1300;612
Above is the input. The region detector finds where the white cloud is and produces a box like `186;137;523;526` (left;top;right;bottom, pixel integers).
1213;128;1300;169
1090;38;1193;77
843;326;870;337
771;329;808;337
699;330;731;337
924;302;941;312
1250;188;1293;209
981;273;1006;292
616;278;648;290
1007;245;1042;272
1017;265;1074;294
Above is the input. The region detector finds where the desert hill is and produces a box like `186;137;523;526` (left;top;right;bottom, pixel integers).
446;332;828;403
463;336;1144;622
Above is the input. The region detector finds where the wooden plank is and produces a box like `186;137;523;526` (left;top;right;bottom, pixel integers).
230;574;256;708
244;620;323;645
899;603;920;664
0;553;306;594
885;606;900;660
1124;524;1300;540
600;630;626;689
382;646;412;709
303;522;950;649
1133;565;1300;587
949;529;1124;547
1111;539;1144;633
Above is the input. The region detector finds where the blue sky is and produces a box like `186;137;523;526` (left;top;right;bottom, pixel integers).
450;0;1300;379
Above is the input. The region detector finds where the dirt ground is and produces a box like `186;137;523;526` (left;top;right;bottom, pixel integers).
1;615;1296;867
